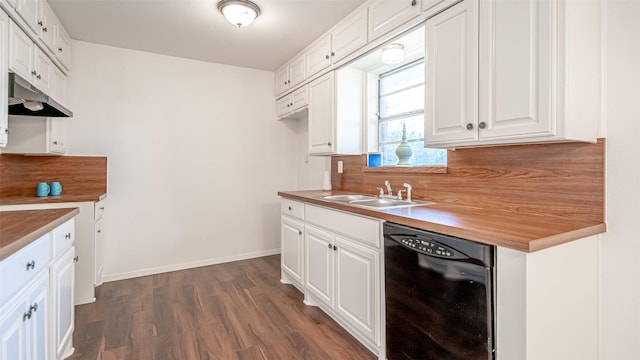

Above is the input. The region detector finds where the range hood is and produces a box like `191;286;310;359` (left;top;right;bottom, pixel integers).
8;72;72;117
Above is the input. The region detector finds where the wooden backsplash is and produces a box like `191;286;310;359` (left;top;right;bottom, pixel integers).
331;139;605;222
0;154;107;198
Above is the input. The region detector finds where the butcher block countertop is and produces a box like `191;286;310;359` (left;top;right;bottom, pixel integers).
0;208;79;261
0;193;107;206
278;190;607;253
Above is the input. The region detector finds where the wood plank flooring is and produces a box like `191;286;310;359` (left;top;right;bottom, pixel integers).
68;255;376;360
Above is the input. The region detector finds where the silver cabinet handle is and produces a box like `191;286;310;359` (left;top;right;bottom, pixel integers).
478;122;486;129
30;303;38;313
26;260;35;271
466;123;473;130
74;256;79;262
65;233;72;239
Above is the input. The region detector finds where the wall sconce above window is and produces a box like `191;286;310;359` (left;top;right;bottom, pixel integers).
217;0;261;28
381;43;405;65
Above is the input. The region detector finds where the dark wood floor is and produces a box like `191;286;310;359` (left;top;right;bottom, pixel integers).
68;255;376;360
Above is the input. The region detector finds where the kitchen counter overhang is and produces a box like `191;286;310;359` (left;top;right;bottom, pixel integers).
278;190;606;252
0;207;79;260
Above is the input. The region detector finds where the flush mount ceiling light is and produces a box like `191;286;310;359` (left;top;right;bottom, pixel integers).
217;0;261;28
381;43;405;65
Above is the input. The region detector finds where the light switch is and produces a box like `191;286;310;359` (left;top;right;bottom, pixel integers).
337;161;343;173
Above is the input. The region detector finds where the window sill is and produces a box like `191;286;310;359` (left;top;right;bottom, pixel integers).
363;166;448;174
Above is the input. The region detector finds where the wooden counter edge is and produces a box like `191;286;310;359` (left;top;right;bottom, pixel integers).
0;208;79;261
278;191;607;253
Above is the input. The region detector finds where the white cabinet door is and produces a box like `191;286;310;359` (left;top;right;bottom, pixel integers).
368;0;421;41
290;85;308;113
478;0;553;140
331;8;368;63
425;0;478;146
26;275;48;360
0;301;27;360
9;21;34;82
54;25;71;71
50;247;74;360
47;118;66;154
49;65;66;105
33;47;51;93
281;216;304;285
305;34;332;79
334;236;379;344
305;225;334;307
289;54;305;88
274;66;289;97
39;2;56;53
0;11;8;148
15;0;39;36
308;72;335;154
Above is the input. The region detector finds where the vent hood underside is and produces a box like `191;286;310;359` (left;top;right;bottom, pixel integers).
8;72;72;117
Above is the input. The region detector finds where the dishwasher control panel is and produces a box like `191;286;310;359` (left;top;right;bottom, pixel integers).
399;237;467;259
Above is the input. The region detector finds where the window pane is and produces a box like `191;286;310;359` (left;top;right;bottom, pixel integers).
380;62;424;96
379;115;424;143
379;86;424;118
379;143;447;167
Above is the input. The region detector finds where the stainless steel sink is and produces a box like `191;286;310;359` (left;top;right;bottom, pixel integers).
322;194;434;209
349;198;435;209
323;194;378;202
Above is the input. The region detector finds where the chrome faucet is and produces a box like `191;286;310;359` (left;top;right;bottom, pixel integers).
403;183;413;202
384;180;392;196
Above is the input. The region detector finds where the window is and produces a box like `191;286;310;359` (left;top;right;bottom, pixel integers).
377;60;446;166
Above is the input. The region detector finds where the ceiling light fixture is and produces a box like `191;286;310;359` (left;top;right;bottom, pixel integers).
381;43;405;65
217;0;261;28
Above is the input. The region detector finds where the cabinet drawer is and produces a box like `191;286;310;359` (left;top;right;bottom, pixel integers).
0;233;50;306
305;205;381;248
281;199;305;220
94;200;106;221
52;219;74;259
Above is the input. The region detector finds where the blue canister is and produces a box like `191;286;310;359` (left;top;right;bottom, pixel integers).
50;182;62;196
36;182;50;197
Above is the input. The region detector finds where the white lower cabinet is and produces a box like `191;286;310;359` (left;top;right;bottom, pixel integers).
50;247;74;360
0;218;76;360
280;198;382;356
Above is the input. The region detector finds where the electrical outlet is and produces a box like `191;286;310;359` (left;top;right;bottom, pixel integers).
337;161;343;174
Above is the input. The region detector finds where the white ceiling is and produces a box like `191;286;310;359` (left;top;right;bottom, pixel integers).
48;0;367;72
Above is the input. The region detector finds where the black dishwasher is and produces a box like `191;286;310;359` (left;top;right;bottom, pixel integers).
384;222;496;360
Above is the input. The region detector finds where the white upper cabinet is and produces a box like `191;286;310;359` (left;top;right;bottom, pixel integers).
275;54;305;98
308;72;335;154
33;45;51;92
305;33;332;79
426;0;601;148
0;11;8;148
425;0;478;145
39;0;55;52
53;16;71;70
15;0;38;35
331;7;368;63
8;20;34;81
368;0;421;41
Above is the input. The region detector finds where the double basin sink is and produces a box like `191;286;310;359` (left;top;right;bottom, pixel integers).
322;194;435;210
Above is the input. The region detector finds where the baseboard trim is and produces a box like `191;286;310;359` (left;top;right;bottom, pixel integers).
102;248;281;283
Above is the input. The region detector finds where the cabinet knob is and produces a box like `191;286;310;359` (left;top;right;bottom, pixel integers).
478;122;486;129
411;0;417;6
53;141;58;145
65;233;72;239
31;70;37;76
325;54;330;59
328;243;332;249
4;129;8;134
298;230;302;235
26;260;35;271
58;48;63;52
466;123;473;130
288;206;292;211
97;229;102;234
36;74;41;80
37;20;43;26
99;206;105;210
331;52;335;57
23;310;32;321
327;142;331;146
333;245;337;251
30;303;38;313
73;256;79;262
42;27;47;32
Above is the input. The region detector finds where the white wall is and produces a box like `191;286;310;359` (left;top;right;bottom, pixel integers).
601;2;640;359
66;41;298;280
